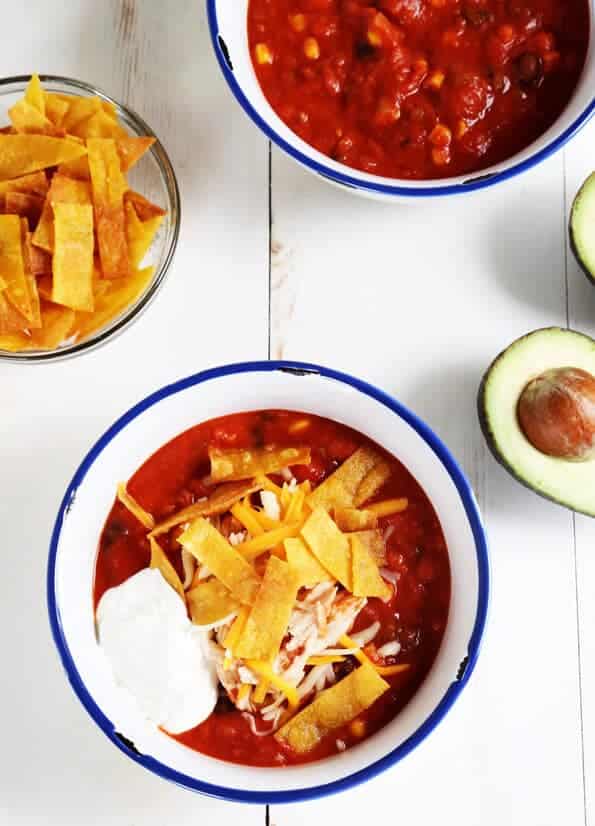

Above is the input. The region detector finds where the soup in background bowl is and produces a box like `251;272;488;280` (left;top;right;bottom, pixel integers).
48;361;489;803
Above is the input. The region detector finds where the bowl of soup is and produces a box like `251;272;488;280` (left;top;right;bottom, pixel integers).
207;0;594;199
48;361;489;802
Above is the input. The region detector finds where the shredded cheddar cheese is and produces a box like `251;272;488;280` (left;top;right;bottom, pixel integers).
339;634;410;677
246;660;300;708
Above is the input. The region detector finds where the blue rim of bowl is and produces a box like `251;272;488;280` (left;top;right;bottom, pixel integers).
206;1;595;198
47;360;490;804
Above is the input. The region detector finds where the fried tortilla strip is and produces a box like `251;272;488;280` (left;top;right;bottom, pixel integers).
125;189;167;220
0;214;32;321
71;265;154;341
116;482;155;529
352;529;386;567
0;135;87;179
25;75;45;115
61;95;102;132
0;289;28;334
234;556;300;661
333;506;378;532
187;579;239;627
29;303;74;348
117;136;156;172
8;100;52;134
44;93;70;127
275;664;389;753
87;138;128;278
5;191;45;226
284;536;333;588
366;498;409;518
306;446;385;511
0;331;31;351
125;200;163;267
34;173;92;254
209;445;311;482
149;536;185;601
350;535;391;600
150;480;260;537
301;506;352;590
353;459;392;507
26;235;51;277
20;219;41;329
0;170;48;200
70;109;127;140
179;517;261;605
51;202;94;311
57;156;90;180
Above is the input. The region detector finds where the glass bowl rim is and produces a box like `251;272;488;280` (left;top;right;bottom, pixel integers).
0;74;181;364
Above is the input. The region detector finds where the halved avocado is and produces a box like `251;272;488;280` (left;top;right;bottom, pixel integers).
570;171;595;285
478;327;595;517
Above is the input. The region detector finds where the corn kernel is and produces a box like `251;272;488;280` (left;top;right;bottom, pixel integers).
432;146;450;166
367;29;382;47
350;719;366;738
455;119;468;139
304;36;320;60
289;13;307;32
429;123;452;147
289;418;311;434
542;50;560;71
254;43;273;65
425;69;445;90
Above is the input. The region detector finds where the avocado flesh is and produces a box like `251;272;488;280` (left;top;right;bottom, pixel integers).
570;171;595;285
479;327;595;517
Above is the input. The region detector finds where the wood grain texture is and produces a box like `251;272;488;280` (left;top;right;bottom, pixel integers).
269;144;587;825
0;2;267;824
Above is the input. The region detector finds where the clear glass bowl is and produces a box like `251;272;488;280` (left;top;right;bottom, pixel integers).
0;75;180;363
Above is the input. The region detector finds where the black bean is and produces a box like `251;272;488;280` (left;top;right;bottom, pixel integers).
517;52;544;86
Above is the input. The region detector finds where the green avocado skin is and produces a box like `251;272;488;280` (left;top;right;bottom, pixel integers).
477;327;595;517
569;171;595;287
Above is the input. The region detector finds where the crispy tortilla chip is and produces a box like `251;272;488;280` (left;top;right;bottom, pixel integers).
366;498;409;518
117;482;155;529
352;529;386;567
31;200;53;251
0;289;29;334
0;214;32;320
25;75;45;115
8;100;52;134
354;459;392;507
0;135;87;179
71;265;154;340
29;302;74;348
70;109;127;140
5;191;45;226
57;155;90;180
87;138;128;278
36;274;52;301
125;201;162;267
49;173;92;205
187;579;239;627
234;556;300;661
333;506;378;532
117;136;156;172
0;331;31;350
51;202;94;311
284;536;333;587
61;95;102;132
44;93;70;127
307;447;385;511
209;445;311;482
125;189;167;220
238;522;304;562
149;536;185;601
20;219;41;329
275;664;389;753
150;480;260;537
301;506;352;590
0;170;48;201
350;535;391;600
179;517;261;605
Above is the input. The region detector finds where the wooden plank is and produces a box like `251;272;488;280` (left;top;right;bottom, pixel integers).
563;117;595;826
0;2;267;824
270;145;584;824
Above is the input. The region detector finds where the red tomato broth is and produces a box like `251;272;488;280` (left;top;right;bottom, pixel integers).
248;0;589;179
94;410;450;767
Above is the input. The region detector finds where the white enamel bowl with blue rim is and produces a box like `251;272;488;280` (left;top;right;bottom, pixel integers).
48;361;489;804
207;0;595;200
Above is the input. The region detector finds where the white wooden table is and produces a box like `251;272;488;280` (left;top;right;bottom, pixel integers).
1;2;594;824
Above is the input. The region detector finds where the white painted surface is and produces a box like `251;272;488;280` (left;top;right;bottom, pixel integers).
0;2;593;826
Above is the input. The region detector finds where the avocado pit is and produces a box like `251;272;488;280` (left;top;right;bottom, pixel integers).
517;367;595;460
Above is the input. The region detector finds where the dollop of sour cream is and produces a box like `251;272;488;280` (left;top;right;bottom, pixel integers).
96;567;218;734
